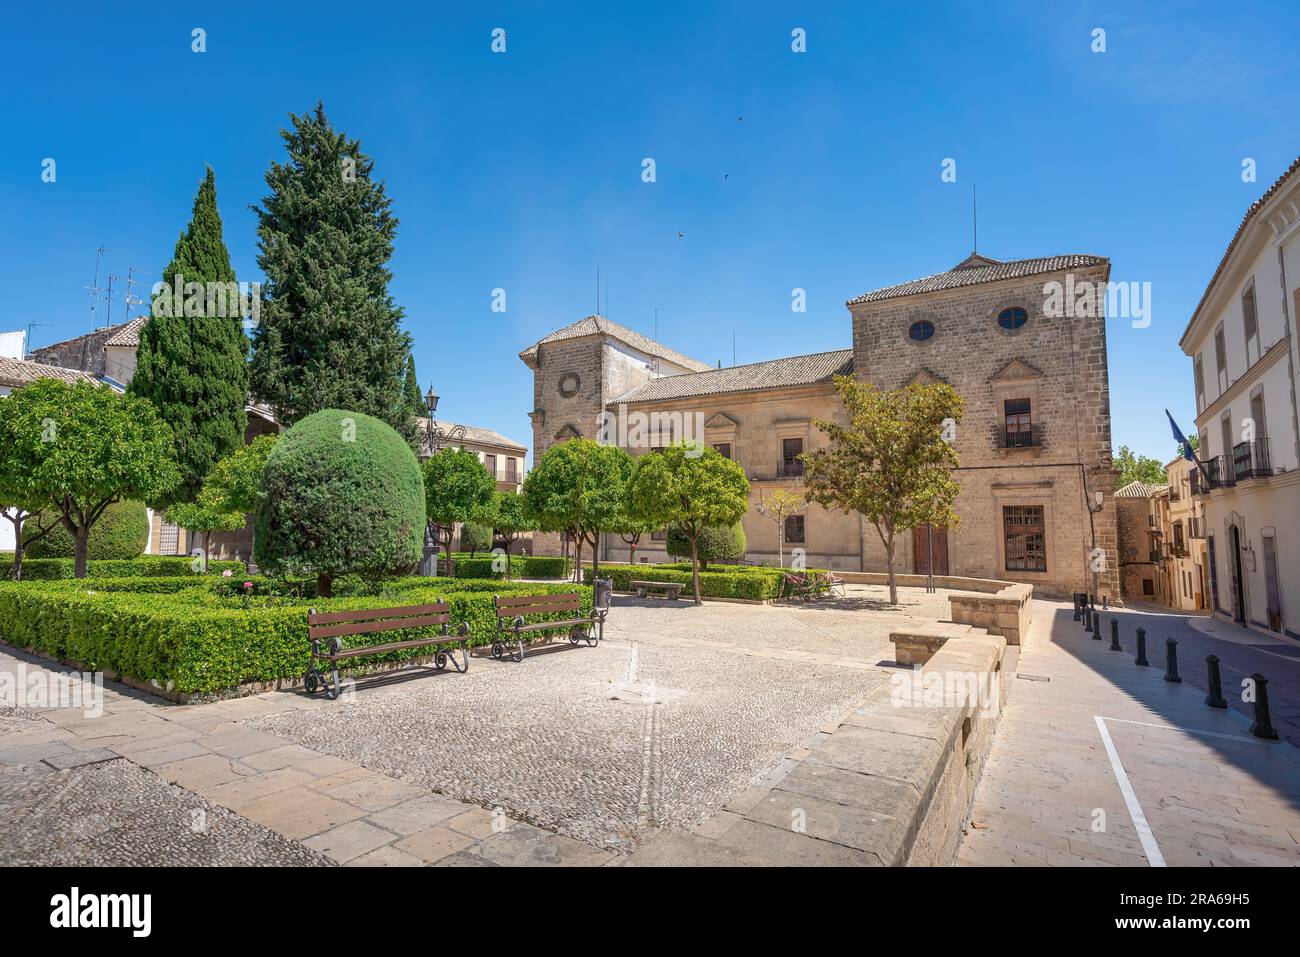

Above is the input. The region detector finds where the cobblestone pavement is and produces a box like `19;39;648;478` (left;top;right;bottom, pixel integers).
250;608;885;850
0;754;331;866
961;600;1300;867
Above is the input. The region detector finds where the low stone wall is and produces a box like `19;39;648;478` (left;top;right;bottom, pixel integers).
948;584;1033;645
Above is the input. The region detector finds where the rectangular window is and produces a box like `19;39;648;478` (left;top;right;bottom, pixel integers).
1214;324;1228;391
484;454;497;478
159;521;180;556
1003;398;1033;447
1142;578;1154;596
1003;505;1046;573
784;514;805;544
1194;355;1206;411
781;437;804;476
712;443;731;459
1242;281;1259;363
504;457;518;483
651;528;667;542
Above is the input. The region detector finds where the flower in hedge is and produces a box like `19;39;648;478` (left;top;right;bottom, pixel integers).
223;570;233;578
243;581;254;590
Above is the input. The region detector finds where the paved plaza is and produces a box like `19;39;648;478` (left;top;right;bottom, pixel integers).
960;600;1300;867
0;585;946;865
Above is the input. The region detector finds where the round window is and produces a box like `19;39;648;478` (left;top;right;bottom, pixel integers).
908;320;935;342
997;307;1028;331
558;373;581;397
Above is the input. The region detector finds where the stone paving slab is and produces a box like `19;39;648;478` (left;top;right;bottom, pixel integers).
960;600;1300;867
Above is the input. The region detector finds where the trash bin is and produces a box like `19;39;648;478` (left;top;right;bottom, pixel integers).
594;577;614;611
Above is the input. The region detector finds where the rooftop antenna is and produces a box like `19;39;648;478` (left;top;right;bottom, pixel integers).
85;245;113;332
595;266;600;316
25;321;48;358
972;184;978;253
123;266;146;320
653;307;661;378
104;274;120;329
603;274;608;319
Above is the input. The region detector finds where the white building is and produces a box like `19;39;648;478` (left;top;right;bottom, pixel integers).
1179;156;1300;638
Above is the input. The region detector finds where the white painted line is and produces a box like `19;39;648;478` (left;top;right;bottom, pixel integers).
1094;716;1166;867
1101;716;1266;745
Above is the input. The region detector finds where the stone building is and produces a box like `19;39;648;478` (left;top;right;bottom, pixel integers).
1179;155;1300;638
520;252;1122;600
1116;481;1165;602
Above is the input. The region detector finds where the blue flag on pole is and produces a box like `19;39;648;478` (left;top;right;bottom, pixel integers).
1166;410;1194;461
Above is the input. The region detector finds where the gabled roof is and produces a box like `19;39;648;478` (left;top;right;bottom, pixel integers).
1114;481;1168;499
519;315;711;373
31;317;141;355
105;316;148;347
612;349;853;404
847;254;1110;306
0;356;102;389
1181;155;1300;346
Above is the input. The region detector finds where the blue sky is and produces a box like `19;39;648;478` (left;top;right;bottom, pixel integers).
4;1;1297;465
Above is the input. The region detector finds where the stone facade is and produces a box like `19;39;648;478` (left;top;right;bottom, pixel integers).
521;255;1123;601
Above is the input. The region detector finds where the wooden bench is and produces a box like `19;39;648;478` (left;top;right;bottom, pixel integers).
492;591;607;663
306;602;470;700
630;580;684;600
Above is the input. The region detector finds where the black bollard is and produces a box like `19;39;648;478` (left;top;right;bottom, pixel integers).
1102;594;1109;611
1135;627;1149;666
1204;655;1227;708
1073;593;1081;622
1090;609;1102;639
1164;638;1181;683
1109;617;1121;651
1248;673;1280;740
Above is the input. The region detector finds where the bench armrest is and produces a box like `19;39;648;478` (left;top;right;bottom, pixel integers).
513;614;526;630
456;620;470;638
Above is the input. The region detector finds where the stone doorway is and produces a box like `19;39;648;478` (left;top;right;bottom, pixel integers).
913;524;949;576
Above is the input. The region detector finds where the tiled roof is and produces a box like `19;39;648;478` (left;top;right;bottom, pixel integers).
105;316;148;346
32;317;141;355
612;349;854;404
1181;155;1300;345
520;315;712;373
416;417;526;452
1114;481;1168;498
0;356;101;388
846;254;1110;306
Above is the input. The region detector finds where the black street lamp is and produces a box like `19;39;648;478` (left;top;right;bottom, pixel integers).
420;382;466;576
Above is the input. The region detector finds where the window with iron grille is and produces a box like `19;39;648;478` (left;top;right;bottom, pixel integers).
159;521;180;556
1003;398;1033;447
784;514;805;544
1003;505;1046;572
781;437;803;476
712;443;731;459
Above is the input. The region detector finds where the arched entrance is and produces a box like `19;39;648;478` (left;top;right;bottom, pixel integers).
1229;524;1247;624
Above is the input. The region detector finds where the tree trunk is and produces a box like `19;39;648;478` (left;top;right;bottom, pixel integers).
506;538;513;581
573;537;582;584
317;572;334;597
689;534;702;605
884;530;897;605
73;525;90;579
629;540;637;566
778;525;783;569
590;530;600;580
6;512;23;581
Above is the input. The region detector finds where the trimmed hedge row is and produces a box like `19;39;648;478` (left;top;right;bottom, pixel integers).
1;556;246;580
582;562;832;600
448;555;571;580
0;577;592;695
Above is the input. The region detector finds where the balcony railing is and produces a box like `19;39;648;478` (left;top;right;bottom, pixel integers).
1206;456;1235;488
1232;438;1272;481
778;458;804;478
1188;516;1206;539
997;423;1042;449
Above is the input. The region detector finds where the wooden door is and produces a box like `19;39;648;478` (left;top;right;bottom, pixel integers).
912;524;949;576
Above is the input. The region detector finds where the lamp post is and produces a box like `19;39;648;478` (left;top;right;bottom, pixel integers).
421;384;467;576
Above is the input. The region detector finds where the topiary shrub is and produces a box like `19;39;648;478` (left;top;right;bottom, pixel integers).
459;521;493;556
24;500;149;560
254;409;426;596
666;521;746;570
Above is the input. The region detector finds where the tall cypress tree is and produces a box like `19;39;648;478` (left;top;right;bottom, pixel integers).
249;103;411;433
401;353;425;422
129;166;249;508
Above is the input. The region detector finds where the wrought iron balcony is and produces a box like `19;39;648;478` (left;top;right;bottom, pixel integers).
1189;469;1210;496
1232;438;1272;480
997;423;1042;449
777;458;804;478
1205;456;1235;488
1188;516;1206;539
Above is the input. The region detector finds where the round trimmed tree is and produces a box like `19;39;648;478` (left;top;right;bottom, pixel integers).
254;409;425;595
666;521;746;570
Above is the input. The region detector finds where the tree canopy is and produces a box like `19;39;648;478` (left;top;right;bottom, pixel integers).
522;439;632;580
626;442;749;603
1115;444;1167;487
249;103;411;435
422;446;496;565
802;376;962;604
129;165;249;508
0;380;181;577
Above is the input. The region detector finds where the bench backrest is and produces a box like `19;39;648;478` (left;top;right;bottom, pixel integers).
494;592;582;618
308;602;450;641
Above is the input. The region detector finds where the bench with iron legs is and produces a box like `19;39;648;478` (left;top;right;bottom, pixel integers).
492;591;606;663
306;601;470;700
629;580;684;600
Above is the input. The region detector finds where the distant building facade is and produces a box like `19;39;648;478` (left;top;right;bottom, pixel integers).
521;252;1122;600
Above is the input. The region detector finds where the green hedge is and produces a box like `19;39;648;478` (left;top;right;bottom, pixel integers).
2;557;246;580
582;564;785;600
0;577;592;695
448;555;571;580
23;500;150;560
